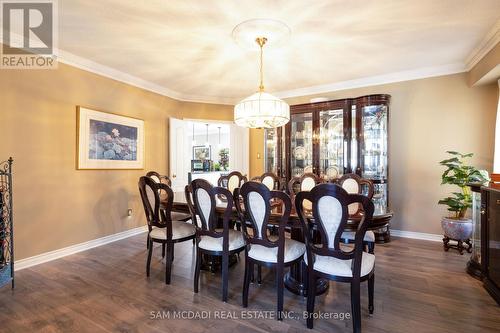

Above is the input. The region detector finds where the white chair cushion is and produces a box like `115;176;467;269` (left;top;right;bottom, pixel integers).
171;211;191;221
248;239;305;263
341;230;375;243
198;229;245;252
149;221;196;240
304;252;375;277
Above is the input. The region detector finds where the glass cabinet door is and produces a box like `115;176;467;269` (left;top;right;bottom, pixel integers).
360;103;388;212
264;128;277;174
319;109;344;180
290;112;313;178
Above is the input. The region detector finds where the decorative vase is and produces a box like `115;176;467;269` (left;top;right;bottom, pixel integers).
441;217;473;255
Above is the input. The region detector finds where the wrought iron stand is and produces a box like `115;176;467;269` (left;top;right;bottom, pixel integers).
0;158;14;289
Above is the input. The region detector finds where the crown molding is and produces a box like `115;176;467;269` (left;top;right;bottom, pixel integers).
274;63;466;99
465;19;500;71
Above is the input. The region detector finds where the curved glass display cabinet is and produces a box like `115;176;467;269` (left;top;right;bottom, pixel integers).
467;184;483;279
264;94;391;240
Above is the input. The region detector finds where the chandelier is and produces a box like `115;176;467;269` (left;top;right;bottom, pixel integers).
234;36;290;129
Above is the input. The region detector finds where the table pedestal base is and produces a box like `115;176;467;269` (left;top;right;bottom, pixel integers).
200;253;239;272
284;260;329;296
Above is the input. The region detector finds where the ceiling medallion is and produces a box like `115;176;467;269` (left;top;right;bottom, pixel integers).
233;19;291;129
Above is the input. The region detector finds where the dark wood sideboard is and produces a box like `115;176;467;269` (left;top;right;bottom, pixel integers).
480;185;500;305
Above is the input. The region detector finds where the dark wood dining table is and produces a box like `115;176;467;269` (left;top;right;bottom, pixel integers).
172;191;394;296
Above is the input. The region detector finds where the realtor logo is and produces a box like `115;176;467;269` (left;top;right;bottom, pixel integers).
1;0;57;68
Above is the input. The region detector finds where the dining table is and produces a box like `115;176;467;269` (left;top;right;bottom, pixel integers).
172;191;394;296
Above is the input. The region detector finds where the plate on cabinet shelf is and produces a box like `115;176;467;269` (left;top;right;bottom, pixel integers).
325;166;339;179
293;146;306;160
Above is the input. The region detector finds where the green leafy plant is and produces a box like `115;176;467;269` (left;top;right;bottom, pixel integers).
438;151;489;219
218;148;229;171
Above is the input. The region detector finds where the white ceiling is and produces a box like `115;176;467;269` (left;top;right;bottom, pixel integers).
57;0;500;103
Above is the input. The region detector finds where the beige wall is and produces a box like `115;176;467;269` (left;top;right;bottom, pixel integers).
253;73;498;235
0;63;233;260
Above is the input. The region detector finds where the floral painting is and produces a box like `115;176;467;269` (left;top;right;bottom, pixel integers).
88;120;138;161
77;107;144;169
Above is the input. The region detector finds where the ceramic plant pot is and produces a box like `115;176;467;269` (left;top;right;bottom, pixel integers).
441;217;473;240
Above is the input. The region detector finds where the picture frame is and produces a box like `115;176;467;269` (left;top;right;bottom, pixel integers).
193;145;211;161
77;106;144;169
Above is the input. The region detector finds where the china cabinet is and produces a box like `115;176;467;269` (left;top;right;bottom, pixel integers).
265;94;390;210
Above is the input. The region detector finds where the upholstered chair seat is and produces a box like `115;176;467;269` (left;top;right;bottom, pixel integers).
248;238;305;263
198;229;245;252
341;230;376;243
149;221;196;241
304;252;375;277
171;211;191;221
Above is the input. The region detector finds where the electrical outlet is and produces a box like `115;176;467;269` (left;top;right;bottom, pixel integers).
127;208;133;217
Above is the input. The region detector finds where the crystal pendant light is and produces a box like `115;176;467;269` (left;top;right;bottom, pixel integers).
234;37;290;129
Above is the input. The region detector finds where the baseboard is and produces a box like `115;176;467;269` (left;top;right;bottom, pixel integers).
15;225;148;271
391;229;443;242
13;226;443;271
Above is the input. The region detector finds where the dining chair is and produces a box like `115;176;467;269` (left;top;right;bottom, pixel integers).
251;172;282;191
288;173;324;212
146;171;171;186
235;181;305;320
296;183;375;333
138;176;196;284
217;171;248;194
337;173;376;253
144;171;191;250
187;178;246;302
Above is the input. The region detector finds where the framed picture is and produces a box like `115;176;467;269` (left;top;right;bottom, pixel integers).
193;145;211;161
77;106;144;169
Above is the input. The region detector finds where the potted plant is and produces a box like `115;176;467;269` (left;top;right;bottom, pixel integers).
438;151;489;254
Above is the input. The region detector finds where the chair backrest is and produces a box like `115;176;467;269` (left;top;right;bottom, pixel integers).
336;173;374;215
146;171;172;202
251;172;281;191
235;182;291;256
288;173;323;211
138;176;175;238
218;171;247;194
295;183;374;278
189;178;234;244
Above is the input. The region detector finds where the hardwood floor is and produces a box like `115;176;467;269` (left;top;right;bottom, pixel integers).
1;235;499;333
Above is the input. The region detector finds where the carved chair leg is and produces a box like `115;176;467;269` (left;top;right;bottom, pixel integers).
351;279;362;333
242;257;250;307
257;265;262;284
165;243;173;284
194;247;201;293
306;270;316;329
276;265;284;321
146;239;153;277
162;243;166;258
367;242;375;254
368;274;375;314
222;253;229;302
